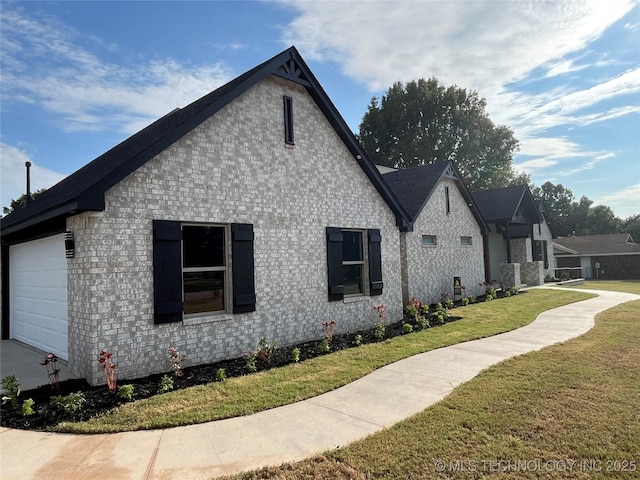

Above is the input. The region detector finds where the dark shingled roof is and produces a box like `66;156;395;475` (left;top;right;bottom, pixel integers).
382;161;488;234
471;185;542;224
554;233;640;256
2;47;411;237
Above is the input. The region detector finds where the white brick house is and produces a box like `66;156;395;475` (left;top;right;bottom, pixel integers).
1;48;412;385
471;185;545;288
382;162;488;305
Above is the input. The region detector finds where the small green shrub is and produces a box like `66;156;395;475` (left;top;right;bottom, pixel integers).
461;297;470;306
291;348;301;363
414;315;429;330
255;338;278;367
1;375;20;407
215;368;227;382
445;299;455;309
436;313;445;325
486;294;494;301
374;322;386;340
22;398;35;416
319;338;331;353
50;392;85;413
353;334;362;346
469;295;477;304
118;384;135;401
504;290;512;297
245;353;257;373
402;323;414;334
158;375;174;393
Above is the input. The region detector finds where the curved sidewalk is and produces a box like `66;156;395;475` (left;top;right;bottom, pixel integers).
1;288;638;480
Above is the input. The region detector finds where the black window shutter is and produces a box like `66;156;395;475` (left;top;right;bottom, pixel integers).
153;220;183;324
542;240;549;269
232;223;256;313
326;227;344;301
368;229;383;296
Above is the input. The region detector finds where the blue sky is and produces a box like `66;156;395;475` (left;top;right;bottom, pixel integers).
1;0;639;220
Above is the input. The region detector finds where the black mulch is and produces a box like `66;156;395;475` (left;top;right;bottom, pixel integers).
1;294;515;432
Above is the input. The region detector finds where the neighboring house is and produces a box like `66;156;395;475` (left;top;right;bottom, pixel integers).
510;200;558;279
471;185;544;288
382;162;489;305
554;233;640;280
1;47;412;385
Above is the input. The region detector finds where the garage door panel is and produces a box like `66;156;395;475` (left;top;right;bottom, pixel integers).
10;235;68;360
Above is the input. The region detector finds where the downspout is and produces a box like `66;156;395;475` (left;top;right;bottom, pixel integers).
505;221;512;263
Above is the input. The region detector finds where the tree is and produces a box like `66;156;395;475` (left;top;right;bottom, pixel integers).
623;214;640;242
531;182;575;235
587;205;623;235
358;78;521;190
531;181;625;236
2;189;46;216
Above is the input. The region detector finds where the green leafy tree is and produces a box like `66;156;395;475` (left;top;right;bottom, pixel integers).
358;78;521;190
587;205;623;235
623;214;640;242
532;182;624;236
2;189;47;216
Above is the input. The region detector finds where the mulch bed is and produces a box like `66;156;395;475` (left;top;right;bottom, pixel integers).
1;296;505;432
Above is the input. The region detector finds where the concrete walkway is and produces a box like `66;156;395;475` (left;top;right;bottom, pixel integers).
1;288;638;480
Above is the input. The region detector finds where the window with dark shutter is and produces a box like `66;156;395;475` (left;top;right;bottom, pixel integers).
542;240;549;269
367;229;383;296
153;220;257;323
326;227;344;301
153;220;183;324
284;96;294;145
231;223;256;313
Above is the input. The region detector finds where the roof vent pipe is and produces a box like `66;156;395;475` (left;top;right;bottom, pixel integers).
25;161;32;205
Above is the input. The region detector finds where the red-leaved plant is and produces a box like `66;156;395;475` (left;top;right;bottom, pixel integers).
98;349;117;392
41;353;60;391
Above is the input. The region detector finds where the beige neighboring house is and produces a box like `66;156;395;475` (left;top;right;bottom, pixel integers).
554;233;640;280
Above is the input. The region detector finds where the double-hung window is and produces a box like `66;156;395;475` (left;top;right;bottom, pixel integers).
182;225;227;315
342;230;365;296
326;227;383;301
152;220;256;324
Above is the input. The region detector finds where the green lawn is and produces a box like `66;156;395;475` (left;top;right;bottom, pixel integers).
60;289;592;433
231;299;640;480
557;279;640;295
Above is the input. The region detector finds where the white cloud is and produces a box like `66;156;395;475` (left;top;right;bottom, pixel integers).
594;183;640;218
0;143;67;211
279;0;638;178
1;6;234;134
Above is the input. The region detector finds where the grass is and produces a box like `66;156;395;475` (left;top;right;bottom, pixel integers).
59;289;593;433
557;279;640;295
231;299;640;480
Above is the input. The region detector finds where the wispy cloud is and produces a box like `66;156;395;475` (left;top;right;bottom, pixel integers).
594;183;640;218
0;143;67;211
279;0;638;181
1;6;235;134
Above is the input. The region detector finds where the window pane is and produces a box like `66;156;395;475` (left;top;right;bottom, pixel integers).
183;226;225;268
342;231;363;261
422;235;437;245
183;271;225;314
461;236;472;245
343;264;363;295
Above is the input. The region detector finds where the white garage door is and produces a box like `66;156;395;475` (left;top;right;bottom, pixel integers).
10;234;68;360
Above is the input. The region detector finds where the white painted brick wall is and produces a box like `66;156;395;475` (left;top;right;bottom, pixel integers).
403;179;485;305
66;75;403;384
